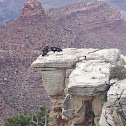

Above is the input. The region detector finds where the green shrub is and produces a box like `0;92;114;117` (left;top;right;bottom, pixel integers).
5;105;50;126
109;65;126;80
5;114;31;126
91;76;97;79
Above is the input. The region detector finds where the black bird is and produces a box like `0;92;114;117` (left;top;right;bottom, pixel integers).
50;46;62;52
42;46;50;56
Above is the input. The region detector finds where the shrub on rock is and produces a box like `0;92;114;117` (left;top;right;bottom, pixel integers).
110;65;126;80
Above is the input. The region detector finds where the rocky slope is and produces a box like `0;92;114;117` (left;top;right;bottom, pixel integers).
47;1;126;53
100;0;126;20
0;0;92;26
1;0;126;26
1;0;126;122
101;0;126;11
0;0;53;121
32;48;126;126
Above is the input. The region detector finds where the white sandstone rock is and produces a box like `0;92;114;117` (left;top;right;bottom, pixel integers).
99;104;116;126
32;48;126;126
41;69;65;96
100;79;126;126
31;48;98;69
88;49;125;65
68;60;111;96
121;54;126;64
107;79;126;102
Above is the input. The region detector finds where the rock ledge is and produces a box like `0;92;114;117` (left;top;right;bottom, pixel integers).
32;48;126;126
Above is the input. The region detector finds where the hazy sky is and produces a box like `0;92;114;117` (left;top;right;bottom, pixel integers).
0;0;5;2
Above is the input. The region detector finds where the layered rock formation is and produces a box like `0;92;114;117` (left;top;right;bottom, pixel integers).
20;0;45;22
1;0;126;26
32;48;126;126
47;1;126;53
100;79;126;126
1;0;126;122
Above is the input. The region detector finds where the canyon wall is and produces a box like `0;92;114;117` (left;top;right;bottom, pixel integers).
32;48;126;126
1;0;126;122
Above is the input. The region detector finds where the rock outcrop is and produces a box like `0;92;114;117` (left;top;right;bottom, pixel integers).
99;79;126;126
32;48;126;126
20;0;45;22
2;0;126;122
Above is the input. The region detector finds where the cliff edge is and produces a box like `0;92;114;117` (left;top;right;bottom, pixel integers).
1;0;126;122
32;48;126;126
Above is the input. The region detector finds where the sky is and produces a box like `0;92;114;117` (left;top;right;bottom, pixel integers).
0;0;5;2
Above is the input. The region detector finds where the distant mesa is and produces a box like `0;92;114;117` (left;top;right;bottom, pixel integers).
20;0;46;21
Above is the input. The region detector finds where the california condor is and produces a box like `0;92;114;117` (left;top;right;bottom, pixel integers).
42;46;50;56
51;46;62;52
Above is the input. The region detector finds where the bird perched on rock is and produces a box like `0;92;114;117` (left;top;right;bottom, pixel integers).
50;46;62;52
42;44;50;56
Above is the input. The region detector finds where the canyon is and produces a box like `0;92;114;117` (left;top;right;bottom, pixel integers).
0;0;126;26
1;0;126;123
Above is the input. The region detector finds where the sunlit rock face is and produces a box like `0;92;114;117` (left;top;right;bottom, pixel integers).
99;79;126;126
32;48;126;126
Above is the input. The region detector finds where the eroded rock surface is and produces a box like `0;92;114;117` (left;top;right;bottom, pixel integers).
20;0;45;21
32;48;126;126
100;79;126;126
68;60;110;96
1;0;126;122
